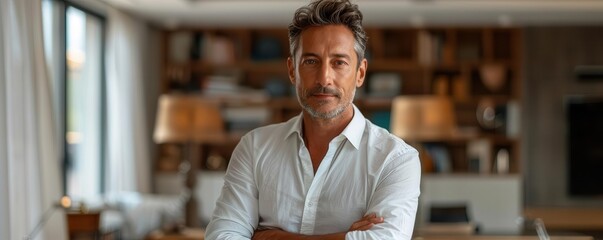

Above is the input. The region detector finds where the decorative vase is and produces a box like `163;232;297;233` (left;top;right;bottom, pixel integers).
479;63;506;92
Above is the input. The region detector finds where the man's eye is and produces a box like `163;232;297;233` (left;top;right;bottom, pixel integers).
303;59;317;65
334;60;348;66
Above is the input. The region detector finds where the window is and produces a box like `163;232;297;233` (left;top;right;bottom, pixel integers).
65;5;106;201
43;1;106;201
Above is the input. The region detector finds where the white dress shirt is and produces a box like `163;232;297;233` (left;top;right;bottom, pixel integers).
205;105;421;240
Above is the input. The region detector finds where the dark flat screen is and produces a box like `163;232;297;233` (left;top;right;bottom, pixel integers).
567;97;603;197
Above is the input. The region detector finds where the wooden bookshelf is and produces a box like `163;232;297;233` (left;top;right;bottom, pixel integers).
158;27;522;175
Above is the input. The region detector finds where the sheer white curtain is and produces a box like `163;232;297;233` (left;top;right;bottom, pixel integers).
106;8;151;194
0;0;66;239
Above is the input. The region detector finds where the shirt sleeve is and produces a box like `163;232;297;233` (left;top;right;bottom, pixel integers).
345;150;422;240
205;134;259;240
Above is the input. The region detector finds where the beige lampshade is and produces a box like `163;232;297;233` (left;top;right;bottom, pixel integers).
154;94;225;143
390;96;456;141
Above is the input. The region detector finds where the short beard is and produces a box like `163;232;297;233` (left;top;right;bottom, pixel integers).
297;85;355;120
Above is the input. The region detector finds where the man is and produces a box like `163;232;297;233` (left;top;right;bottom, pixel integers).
205;0;421;239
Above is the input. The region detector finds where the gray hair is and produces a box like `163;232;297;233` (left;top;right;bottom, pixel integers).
288;0;367;67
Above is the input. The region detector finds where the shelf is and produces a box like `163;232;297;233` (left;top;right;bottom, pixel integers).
242;61;288;73
368;59;422;70
158;26;522;176
269;97;299;109
523;208;603;230
357;97;393;110
167;60;288;73
423;172;522;178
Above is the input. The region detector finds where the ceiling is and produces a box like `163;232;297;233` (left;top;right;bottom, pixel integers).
99;0;603;28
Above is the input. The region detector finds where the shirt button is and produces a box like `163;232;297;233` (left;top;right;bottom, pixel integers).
308;203;313;207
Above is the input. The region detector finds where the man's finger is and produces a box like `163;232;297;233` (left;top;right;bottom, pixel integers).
350;223;375;231
349;215;384;231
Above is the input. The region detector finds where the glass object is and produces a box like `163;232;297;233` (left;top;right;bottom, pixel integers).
495;148;510;174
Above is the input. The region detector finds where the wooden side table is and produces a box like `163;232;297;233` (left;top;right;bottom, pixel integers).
66;212;101;240
146;228;205;240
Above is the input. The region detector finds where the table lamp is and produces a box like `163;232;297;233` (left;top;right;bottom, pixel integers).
390;96;457;142
153;94;226;227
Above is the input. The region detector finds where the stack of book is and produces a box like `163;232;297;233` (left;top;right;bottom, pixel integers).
223;106;270;135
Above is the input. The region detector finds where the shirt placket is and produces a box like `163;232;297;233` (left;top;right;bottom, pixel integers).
298;137;344;235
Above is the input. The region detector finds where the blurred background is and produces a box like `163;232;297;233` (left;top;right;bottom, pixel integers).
2;0;603;239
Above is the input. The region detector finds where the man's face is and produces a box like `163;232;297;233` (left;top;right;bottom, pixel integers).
288;24;367;119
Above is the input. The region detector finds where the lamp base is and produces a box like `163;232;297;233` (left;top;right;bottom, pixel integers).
185;194;199;227
182;142;201;228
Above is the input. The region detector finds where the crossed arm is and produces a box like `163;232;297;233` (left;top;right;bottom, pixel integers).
251;213;384;240
205;134;421;240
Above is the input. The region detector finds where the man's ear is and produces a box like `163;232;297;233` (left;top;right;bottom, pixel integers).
287;57;296;85
356;58;368;88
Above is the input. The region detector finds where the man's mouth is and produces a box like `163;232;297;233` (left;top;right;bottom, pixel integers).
306;86;340;99
313;93;336;97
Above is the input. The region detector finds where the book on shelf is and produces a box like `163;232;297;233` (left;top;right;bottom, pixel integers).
166;65;193;91
203;87;268;103
417;30;431;66
203;71;268;103
417;30;446;66
169;32;193;64
457;41;481;62
505;100;520;138
223;106;271;134
190;32;204;60
432;75;450;96
367;72;402;97
424;143;452;173
223;106;270;122
205;75;239;92
252;36;284;61
171;31;238;64
203;34;237;65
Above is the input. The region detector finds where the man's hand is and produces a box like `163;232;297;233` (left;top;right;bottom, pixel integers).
348;213;384;231
252;214;383;240
252;228;285;240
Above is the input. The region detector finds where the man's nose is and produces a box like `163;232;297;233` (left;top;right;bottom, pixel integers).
316;62;334;87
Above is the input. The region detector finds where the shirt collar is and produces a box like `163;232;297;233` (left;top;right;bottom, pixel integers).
285;104;365;150
341;104;365;149
285;112;304;140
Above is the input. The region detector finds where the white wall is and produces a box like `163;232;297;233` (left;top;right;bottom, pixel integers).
419;174;523;234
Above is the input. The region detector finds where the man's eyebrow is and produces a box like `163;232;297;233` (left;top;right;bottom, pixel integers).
300;52;351;60
300;52;319;58
332;53;351;60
